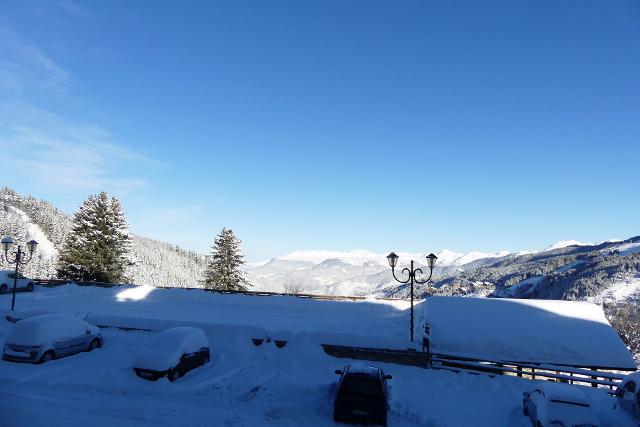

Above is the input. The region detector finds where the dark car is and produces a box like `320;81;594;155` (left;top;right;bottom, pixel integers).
333;363;391;425
132;327;210;382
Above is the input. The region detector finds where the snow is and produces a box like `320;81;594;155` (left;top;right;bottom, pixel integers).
133;327;208;371
5;205;58;258
1;322;635;426
531;382;599;427
546;240;592;251
498;276;543;297
616;243;640;256
345;362;380;375
424;296;636;369
6;314;94;345
7;284;415;346
597;278;640;303
277;248;508;268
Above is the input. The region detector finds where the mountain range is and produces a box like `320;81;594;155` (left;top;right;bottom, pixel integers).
1;187;639;308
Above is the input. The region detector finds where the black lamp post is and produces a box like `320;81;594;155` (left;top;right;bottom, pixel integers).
386;252;437;342
2;237;38;311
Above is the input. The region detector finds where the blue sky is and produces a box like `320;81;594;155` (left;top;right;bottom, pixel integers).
0;0;638;260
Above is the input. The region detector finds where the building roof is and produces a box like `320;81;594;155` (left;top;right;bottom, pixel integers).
424;296;637;370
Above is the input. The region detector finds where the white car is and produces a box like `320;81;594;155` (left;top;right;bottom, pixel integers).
2;314;103;363
615;372;640;419
0;270;34;293
132;327;210;382
523;382;599;427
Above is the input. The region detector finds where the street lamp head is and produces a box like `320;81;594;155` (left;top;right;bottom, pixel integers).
386;252;399;268
426;253;438;269
27;239;38;254
1;236;14;253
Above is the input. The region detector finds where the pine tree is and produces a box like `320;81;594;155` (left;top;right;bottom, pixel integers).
57;192;132;283
202;228;250;291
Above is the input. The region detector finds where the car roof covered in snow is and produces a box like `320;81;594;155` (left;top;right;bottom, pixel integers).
424;296;637;370
346;363;380;376
133;327;209;372
534;382;591;404
147;327;209;353
7;314;91;345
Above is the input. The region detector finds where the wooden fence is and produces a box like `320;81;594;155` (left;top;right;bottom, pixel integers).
430;353;631;390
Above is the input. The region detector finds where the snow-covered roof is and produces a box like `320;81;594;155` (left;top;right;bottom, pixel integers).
424;296;637;370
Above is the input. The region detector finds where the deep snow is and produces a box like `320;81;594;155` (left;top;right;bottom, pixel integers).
0;323;636;427
0;285;637;426
424;296;636;369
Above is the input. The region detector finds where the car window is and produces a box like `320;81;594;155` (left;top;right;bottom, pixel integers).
340;376;384;397
625;381;636;393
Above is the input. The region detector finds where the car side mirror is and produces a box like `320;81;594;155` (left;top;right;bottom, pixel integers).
335;370;343;375
615;389;624;398
384;375;392;380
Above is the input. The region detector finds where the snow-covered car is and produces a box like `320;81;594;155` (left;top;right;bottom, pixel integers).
2;314;102;363
523;382;599;427
0;270;35;293
615;372;640;418
132;327;210;382
333;363;392;425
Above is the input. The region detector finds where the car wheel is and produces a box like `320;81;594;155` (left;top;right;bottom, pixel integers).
88;338;101;351
39;350;55;364
168;367;181;382
0;284;6;294
26;282;34;291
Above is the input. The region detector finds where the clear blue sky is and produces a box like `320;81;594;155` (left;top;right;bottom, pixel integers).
0;0;638;260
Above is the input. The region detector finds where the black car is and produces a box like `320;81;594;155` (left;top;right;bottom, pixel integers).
333;363;392;425
132;327;210;382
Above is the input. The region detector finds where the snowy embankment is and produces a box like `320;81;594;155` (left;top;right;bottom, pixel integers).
6;284;418;349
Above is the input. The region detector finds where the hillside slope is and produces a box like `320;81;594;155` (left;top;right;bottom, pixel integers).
0;188;206;287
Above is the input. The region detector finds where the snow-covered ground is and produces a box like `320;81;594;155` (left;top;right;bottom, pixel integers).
4;285;415;348
0;320;635;426
0;285;638;426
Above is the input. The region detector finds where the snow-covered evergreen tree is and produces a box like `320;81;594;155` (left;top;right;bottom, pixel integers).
57;192;132;283
202;228;250;291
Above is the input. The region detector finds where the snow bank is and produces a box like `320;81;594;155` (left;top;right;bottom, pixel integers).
424;296;636;369
15;285;413;343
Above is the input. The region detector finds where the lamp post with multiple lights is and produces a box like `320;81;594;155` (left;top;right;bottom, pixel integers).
386;252;437;342
2;237;38;311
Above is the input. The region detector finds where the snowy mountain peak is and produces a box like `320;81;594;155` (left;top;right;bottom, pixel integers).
546;240;592;251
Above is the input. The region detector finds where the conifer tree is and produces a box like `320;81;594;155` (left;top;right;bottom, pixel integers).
57;192;132;283
202;228;250;291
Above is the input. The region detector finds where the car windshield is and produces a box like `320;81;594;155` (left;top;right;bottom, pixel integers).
340;376;383;397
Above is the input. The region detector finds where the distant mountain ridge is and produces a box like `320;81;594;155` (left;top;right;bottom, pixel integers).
2;187;639;308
